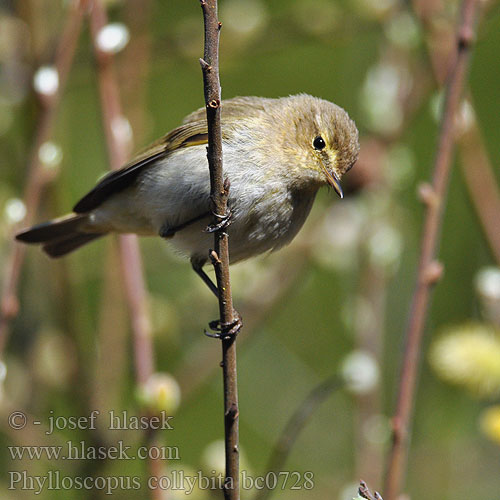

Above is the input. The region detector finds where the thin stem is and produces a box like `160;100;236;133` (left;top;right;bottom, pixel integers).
89;0;154;387
199;1;239;499
0;0;88;356
458;122;500;265
384;1;480;498
89;2;159;497
412;0;500;267
254;375;342;500
359;480;384;500
121;0;153;139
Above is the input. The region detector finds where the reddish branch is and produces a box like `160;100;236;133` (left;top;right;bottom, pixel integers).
412;0;500;267
384;1;480;498
89;3;159;498
359;480;384;500
199;1;239;499
121;0;153;138
459;124;500;265
89;0;154;387
0;0;88;356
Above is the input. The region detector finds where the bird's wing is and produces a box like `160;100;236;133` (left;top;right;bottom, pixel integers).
73;96;268;214
73;121;209;213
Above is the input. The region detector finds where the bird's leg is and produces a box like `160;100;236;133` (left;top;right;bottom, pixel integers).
191;258;242;339
191;258;219;298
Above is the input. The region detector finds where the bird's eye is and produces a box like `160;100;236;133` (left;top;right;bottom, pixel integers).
313;136;326;151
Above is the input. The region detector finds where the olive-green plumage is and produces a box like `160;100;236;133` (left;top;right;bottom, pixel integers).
16;94;359;268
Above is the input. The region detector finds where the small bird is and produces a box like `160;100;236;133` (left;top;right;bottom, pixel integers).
16;94;359;292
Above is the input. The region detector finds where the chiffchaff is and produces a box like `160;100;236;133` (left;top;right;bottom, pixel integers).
16;94;359;289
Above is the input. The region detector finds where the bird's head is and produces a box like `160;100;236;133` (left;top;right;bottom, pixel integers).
281;95;360;197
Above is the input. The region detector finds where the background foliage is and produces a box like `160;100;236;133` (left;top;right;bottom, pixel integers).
1;0;500;499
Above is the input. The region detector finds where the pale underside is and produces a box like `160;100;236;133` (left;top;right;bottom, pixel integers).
87;140;318;264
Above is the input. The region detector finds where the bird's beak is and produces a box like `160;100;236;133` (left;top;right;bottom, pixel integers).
320;163;344;199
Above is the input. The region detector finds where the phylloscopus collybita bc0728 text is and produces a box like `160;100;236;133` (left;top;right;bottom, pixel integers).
16;94;359;291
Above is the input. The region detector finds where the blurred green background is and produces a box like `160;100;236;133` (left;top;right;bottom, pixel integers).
1;0;500;499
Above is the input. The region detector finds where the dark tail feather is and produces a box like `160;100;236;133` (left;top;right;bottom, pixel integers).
16;214;89;243
16;213;104;258
43;233;103;258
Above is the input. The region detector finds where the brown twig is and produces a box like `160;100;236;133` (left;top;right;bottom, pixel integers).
359;480;384;500
384;1;480;499
0;0;88;356
254;375;342;500
120;0;153;139
89;0;153;387
412;0;500;267
199;1;239;499
89;1;159;496
458;122;500;265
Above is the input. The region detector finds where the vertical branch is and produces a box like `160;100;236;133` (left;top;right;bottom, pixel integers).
384;1;480;498
412;0;500;267
89;0;154;387
121;0;153;139
0;0;88;356
359;481;384;500
458;124;500;265
199;1;239;499
89;2;159;497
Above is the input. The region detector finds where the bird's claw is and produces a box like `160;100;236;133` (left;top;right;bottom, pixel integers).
204;312;242;339
205;209;232;233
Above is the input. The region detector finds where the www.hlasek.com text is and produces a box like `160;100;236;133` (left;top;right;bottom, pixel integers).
8;440;179;461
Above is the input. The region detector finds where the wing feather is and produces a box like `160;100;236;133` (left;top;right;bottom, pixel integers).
73;121;208;213
73;96;269;213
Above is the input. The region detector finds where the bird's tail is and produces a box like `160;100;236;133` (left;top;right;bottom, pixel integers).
15;213;103;258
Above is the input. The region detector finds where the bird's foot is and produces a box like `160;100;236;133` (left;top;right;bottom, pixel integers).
205;311;242;339
205;208;232;233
